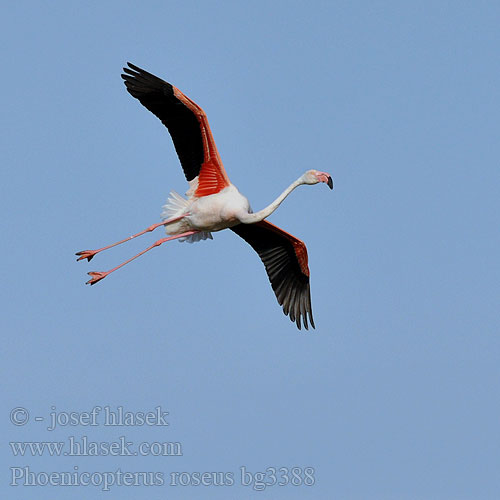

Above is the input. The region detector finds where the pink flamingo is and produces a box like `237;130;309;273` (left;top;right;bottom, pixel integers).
77;63;333;329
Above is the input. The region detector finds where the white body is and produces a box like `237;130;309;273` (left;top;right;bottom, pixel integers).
161;170;331;243
162;184;251;242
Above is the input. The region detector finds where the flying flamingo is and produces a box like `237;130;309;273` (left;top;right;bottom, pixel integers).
77;63;333;330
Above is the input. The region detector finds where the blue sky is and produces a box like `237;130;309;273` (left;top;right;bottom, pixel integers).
1;1;499;499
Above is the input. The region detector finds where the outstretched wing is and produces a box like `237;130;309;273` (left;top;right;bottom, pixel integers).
231;220;315;330
121;62;231;197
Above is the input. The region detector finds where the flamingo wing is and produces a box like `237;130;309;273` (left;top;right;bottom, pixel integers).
121;63;231;197
231;220;315;330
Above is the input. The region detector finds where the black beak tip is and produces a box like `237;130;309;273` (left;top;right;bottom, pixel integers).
327;176;333;190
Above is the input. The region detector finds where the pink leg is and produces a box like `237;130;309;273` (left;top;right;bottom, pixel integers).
86;230;198;285
76;215;187;262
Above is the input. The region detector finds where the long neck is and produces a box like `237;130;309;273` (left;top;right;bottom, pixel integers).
238;177;304;224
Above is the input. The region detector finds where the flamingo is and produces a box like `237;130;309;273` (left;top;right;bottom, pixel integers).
76;63;333;330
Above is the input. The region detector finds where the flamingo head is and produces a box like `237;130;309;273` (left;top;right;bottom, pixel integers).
302;170;334;189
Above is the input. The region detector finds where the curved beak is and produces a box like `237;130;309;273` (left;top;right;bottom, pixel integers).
316;171;334;190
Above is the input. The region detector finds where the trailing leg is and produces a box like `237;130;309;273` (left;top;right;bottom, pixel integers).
76;215;187;262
